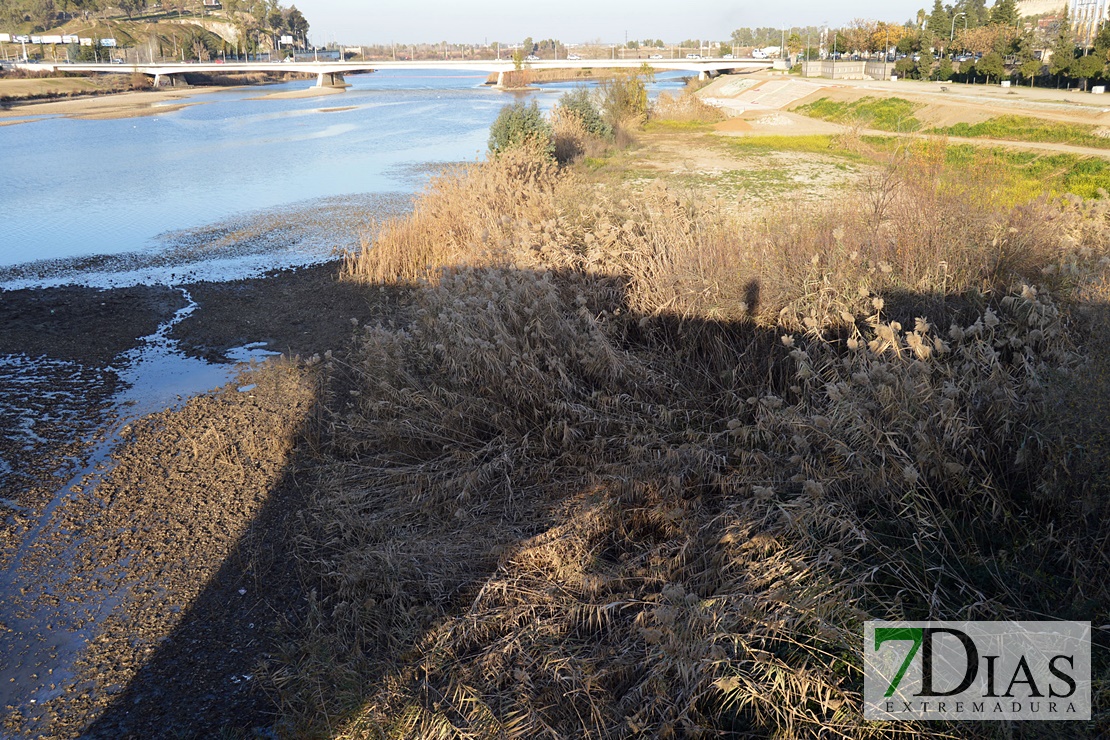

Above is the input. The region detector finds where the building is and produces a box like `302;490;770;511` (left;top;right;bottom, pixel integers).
1067;0;1106;44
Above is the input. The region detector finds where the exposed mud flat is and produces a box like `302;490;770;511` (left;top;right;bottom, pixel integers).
0;260;392;737
4;360;315;738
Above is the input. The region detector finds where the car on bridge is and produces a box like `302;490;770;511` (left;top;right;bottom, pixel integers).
566;54;581;60
686;53;701;59
649;54;663;59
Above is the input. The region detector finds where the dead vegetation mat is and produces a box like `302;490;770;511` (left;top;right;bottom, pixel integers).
273;143;1110;737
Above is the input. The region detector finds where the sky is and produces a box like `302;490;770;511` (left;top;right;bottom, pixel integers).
290;0;927;46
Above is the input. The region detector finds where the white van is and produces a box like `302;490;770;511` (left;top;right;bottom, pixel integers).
751;49;768;59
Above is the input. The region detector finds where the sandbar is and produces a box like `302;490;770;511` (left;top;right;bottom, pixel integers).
250;86;347;100
0;87;215;121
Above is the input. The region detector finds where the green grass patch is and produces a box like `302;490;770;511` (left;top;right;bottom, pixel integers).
943;144;1110;201
720;134;861;158
582;156;611;170
722;131;1110;201
931;114;1110;149
794;96;922;132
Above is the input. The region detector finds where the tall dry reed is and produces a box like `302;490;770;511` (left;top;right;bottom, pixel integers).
274;140;1110;739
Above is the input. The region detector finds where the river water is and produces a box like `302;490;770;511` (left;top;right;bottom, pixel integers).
1;69;688;288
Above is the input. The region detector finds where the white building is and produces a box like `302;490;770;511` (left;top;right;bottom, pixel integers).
1070;0;1106;44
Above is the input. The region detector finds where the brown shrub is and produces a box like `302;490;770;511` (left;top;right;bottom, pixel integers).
550;106;609;164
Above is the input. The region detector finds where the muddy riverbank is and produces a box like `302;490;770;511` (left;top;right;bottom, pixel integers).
0;261;389;737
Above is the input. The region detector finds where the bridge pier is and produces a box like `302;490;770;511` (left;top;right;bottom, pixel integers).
315;71;347;88
152;73;189;88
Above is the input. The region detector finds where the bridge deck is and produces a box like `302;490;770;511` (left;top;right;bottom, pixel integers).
15;58;777;78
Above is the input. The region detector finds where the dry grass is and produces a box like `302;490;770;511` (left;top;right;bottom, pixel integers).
650;91;725;124
276;137;1110;738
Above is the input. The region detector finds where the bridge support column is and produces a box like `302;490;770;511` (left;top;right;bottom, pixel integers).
315;71;347;88
152;72;188;88
496;71;505;86
698;70;708;81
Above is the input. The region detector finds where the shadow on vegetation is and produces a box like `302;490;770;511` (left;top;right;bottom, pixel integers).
81;257;1110;738
78;129;1110;736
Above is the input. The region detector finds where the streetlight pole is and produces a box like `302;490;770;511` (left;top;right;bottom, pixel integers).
950;12;966;40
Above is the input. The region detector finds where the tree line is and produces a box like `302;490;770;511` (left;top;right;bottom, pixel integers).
794;3;1110;90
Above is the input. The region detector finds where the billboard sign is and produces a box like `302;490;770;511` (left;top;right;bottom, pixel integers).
280;34;293;44
100;38;116;47
0;33;11;43
864;621;1091;721
42;35;64;45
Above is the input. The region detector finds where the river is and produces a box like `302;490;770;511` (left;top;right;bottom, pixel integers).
0;69;688;288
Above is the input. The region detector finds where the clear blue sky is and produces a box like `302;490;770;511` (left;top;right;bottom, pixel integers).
291;0;927;46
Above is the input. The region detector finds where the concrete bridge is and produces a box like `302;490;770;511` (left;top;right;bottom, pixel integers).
14;57;778;89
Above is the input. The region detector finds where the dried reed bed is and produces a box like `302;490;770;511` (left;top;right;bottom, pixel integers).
490;68;632;88
650;91;725;124
278;140;1110;738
